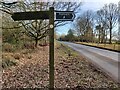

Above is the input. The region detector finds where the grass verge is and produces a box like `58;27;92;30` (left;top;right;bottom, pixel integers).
76;42;120;52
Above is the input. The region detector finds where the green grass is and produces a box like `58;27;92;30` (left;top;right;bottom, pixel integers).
2;54;18;69
2;59;17;68
55;41;78;58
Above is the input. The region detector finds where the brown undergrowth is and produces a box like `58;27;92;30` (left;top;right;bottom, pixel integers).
2;42;119;89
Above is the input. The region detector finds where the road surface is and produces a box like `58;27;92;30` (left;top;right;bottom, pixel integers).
61;41;120;83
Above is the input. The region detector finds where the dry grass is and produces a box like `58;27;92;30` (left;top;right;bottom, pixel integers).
76;42;120;51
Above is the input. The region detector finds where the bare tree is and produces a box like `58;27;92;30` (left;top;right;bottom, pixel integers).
75;10;94;42
102;3;118;44
96;9;108;43
0;1;82;47
118;1;120;43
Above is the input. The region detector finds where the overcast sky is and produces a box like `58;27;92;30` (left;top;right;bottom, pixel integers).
56;0;119;35
1;0;119;35
81;0;119;11
2;0;119;3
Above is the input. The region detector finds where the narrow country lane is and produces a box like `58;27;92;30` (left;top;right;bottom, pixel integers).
61;41;120;83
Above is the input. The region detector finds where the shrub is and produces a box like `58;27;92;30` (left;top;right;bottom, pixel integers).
23;42;35;49
13;53;21;60
27;55;32;59
21;49;34;54
2;59;17;68
2;43;15;52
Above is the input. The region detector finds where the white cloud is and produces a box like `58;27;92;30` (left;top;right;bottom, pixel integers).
83;0;119;4
80;0;119;12
2;0;119;3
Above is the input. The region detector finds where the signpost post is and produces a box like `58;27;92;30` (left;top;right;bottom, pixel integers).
11;7;75;89
49;7;54;89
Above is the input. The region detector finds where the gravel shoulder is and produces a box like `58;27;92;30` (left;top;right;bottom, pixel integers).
2;42;119;89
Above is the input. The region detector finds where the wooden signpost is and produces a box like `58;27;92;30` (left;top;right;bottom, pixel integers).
12;11;49;20
55;11;75;21
11;7;75;89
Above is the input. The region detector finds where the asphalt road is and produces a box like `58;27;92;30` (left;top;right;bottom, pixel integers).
61;41;120;83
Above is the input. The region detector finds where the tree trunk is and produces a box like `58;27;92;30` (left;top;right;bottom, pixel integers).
35;38;38;48
98;29;101;43
109;21;112;44
103;29;106;43
109;28;112;44
101;28;104;43
101;30;106;43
